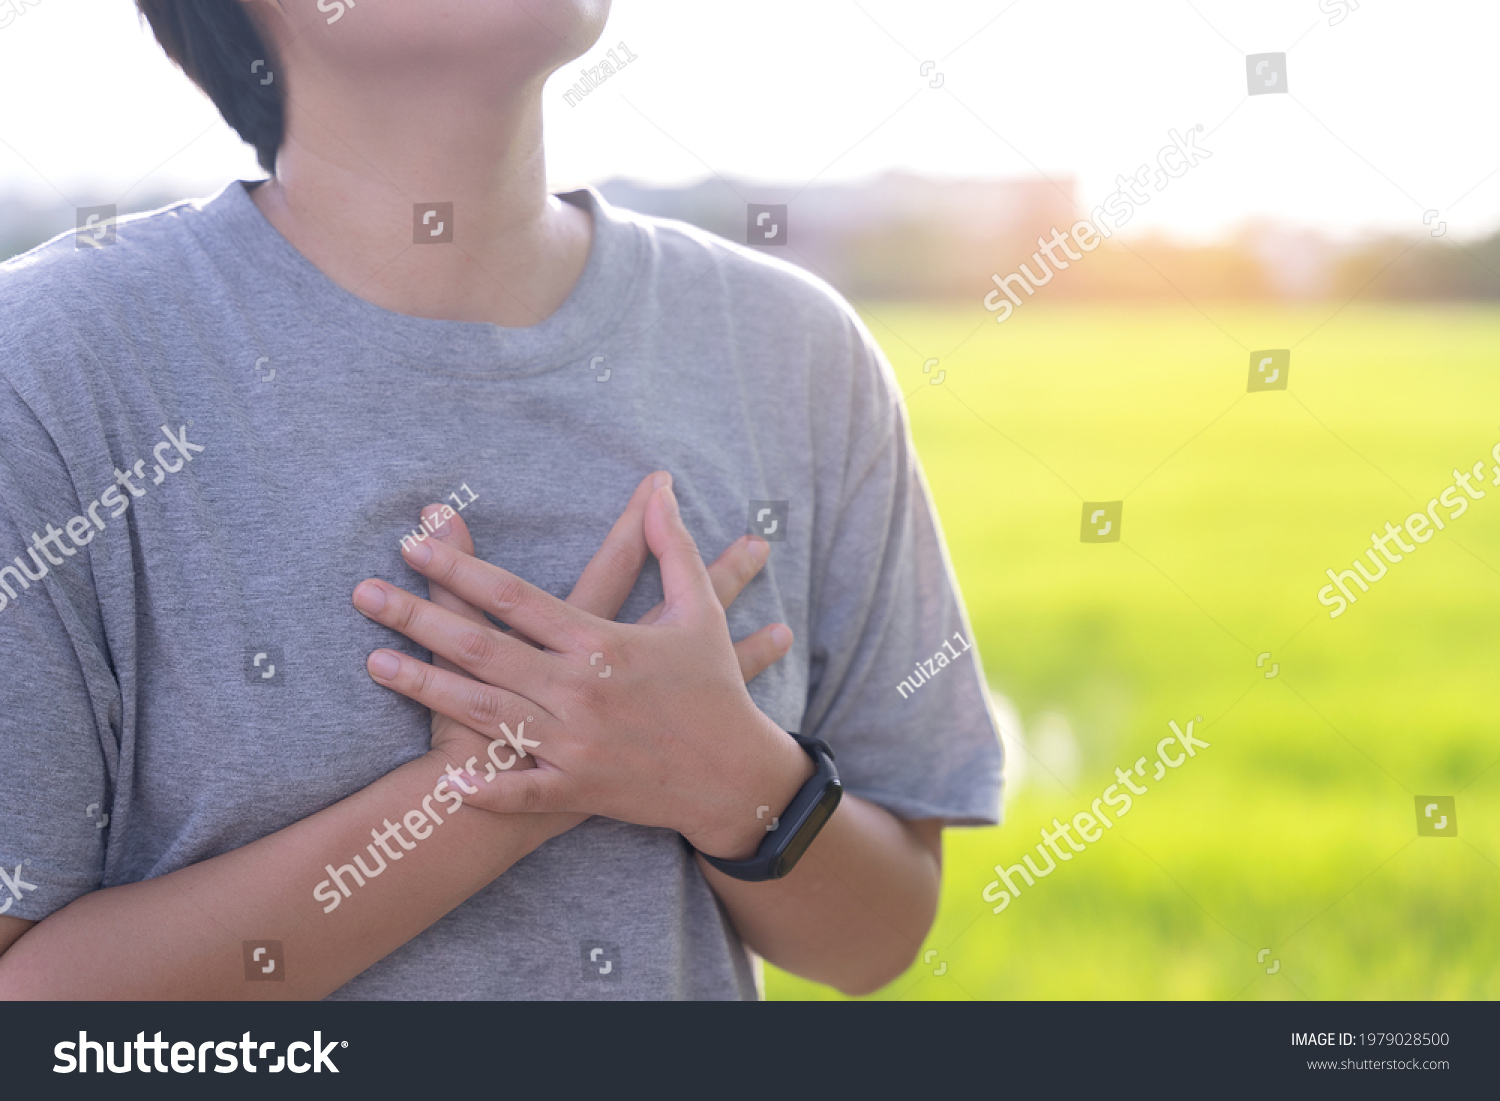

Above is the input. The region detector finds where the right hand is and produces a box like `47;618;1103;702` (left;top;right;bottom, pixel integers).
418;472;791;836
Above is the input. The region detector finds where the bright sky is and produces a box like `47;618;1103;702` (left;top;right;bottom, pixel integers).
1;0;1496;241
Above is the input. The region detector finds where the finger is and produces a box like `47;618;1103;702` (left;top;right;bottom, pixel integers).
424;503;476;558
637;535;770;626
643;483;716;616
428;710;538;771
354;577;553;691
565;472;668;619
400;531;595;653
733;623;793;683
418;507;553;653
420;506;490;673
465;763;573;816
364;646;546;738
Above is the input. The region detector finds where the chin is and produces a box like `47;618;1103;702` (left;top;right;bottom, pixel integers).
307;0;612;80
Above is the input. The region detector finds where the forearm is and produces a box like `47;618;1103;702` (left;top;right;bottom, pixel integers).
0;751;567;999
697;794;941;996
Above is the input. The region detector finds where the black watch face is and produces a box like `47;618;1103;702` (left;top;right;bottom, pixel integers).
773;779;842;878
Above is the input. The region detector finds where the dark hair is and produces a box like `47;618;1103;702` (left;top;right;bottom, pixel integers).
136;0;284;174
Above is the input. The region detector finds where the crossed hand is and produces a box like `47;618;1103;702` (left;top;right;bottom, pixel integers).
352;472;812;859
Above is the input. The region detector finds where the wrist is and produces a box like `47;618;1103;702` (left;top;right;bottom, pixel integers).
682;716;815;860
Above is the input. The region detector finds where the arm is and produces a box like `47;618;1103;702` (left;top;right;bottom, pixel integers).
0;792;940;999
0;753;566;999
695;804;943;996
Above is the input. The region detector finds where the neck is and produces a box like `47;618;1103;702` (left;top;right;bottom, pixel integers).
250;74;591;329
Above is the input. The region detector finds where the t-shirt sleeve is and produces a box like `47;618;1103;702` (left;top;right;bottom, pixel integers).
799;310;1003;826
0;374;116;921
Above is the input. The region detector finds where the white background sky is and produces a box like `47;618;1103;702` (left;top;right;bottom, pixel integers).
1;0;1496;242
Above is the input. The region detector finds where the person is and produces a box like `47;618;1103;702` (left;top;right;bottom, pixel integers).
0;0;1001;999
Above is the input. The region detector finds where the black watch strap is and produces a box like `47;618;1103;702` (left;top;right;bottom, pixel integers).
697;732;843;882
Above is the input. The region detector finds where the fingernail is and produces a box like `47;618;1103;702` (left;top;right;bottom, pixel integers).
368;651;400;679
353;582;386;614
770;625;792;650
404;538;433;566
747;537;770;563
425;507;451;538
661;484;680;515
653;471;672;491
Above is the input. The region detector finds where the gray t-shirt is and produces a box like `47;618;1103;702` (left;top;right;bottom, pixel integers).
0;181;1001;999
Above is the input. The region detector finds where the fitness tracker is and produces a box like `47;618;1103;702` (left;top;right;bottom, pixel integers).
696;732;842;882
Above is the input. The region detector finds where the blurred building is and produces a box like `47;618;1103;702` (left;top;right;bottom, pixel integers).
599;174;1500;304
599;173;1079;302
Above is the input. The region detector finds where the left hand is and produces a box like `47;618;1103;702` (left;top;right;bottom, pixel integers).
352;477;813;859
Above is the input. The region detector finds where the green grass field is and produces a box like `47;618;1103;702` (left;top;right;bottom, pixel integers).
765;302;1500;1001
